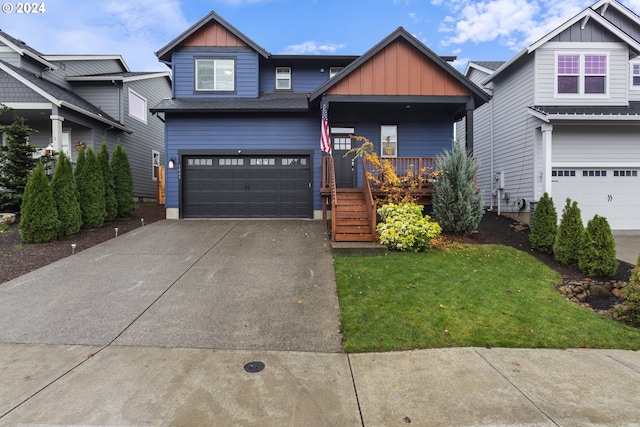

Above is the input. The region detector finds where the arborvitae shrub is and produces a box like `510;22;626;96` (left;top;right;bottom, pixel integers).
432;140;483;235
98;142;117;222
553;198;584;266
51;152;82;238
578;215;618;277
112;143;135;217
611;255;640;327
19;162;59;243
79;147;106;228
529;192;557;253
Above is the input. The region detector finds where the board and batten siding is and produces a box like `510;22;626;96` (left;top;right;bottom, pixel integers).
535;42;629;106
172;50;259;98
480;54;537;211
551;125;640;165
163;114;321;211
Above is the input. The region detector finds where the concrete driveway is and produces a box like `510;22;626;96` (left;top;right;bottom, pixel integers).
0;220;342;351
613;231;640;265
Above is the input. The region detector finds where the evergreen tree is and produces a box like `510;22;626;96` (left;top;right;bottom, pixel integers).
19;162;59;243
553;198;584;266
0;107;37;212
79;147;106;228
432;140;483;235
578;215;618;277
51;151;82;238
529;192;557;253
112;142;135;217
98;141;117;221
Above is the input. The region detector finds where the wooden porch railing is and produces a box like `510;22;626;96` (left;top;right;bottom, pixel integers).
362;157;438;196
360;160;377;237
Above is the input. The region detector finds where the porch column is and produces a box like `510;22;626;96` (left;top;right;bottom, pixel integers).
541;124;553;196
465;98;474;153
50;114;64;152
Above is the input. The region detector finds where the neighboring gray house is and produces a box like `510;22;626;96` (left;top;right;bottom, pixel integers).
463;0;640;230
0;31;171;199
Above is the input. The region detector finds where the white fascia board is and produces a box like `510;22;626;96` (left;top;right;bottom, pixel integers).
465;62;495;77
592;0;640;26
123;72;171;83
0;102;53;110
548;113;640;121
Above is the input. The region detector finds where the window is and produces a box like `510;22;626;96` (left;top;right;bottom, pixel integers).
196;58;235;92
381;125;397;157
632;63;640;87
556;54;607;95
128;89;147;123
152;150;160;181
275;67;291;90
61;130;71;157
329;67;344;78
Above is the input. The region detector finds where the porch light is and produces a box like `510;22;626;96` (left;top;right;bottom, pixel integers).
168;158;176;169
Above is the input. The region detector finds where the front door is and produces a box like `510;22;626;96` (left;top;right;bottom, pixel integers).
332;130;357;188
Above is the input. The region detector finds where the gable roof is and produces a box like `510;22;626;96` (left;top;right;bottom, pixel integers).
66;71;171;83
0;30;56;70
464;61;505;76
43;55;131;73
156;10;270;64
592;0;640;24
309;27;489;106
484;2;640;85
0;60;129;132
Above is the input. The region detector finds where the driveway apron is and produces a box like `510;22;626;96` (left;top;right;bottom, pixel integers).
0;220;342;352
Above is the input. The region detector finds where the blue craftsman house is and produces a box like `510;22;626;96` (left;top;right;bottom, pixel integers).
152;11;489;241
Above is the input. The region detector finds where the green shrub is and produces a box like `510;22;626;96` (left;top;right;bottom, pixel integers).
112;142;135;217
79;147;106;229
432;140;483;235
98;141;117;222
376;203;442;252
51;152;82;238
529;192;557;253
553;198;584;266
19;162;59;243
578;215;618;277
611;256;640;327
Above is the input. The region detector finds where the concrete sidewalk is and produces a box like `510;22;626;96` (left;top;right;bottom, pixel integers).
1;344;639;425
1;220;639;426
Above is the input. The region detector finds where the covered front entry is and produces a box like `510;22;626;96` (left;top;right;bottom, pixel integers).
182;154;312;218
332;127;357;188
552;167;640;230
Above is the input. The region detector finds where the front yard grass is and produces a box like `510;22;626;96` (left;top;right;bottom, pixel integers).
335;244;640;352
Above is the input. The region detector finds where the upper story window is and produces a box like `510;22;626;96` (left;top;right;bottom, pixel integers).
329;67;344;78
631;63;640;88
128;89;147;123
556;53;607;95
196;58;235;92
275;67;291;90
381;124;398;158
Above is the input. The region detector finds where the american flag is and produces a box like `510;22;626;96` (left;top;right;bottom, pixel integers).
320;95;331;155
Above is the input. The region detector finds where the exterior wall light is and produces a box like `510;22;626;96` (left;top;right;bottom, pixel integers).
168;157;176;169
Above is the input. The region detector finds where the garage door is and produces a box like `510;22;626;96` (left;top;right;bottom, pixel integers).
552;168;640;230
183;155;312;218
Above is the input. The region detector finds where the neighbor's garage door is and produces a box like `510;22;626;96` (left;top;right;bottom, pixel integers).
183;155;312;218
552;168;640;230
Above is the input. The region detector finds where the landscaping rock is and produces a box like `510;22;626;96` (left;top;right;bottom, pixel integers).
588;284;613;299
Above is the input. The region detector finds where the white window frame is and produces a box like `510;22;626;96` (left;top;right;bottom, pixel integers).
152;149;160;181
195;58;236;92
275;67;291;90
630;61;640;89
380;125;398;158
329;67;344;78
555;52;609;97
128;89;147;124
61;129;71;158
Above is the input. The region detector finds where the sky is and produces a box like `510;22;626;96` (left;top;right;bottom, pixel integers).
2;0;640;73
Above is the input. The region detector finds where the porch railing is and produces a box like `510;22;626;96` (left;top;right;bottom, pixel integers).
362;157;438;195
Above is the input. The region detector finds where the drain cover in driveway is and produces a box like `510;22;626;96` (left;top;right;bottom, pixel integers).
244;361;265;373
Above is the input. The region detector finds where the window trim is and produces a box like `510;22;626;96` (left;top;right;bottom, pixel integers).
380;124;398;158
630;61;640;90
329;67;344;78
128;88;148;124
275;66;292;90
152;150;160;181
195;57;237;93
554;52;609;97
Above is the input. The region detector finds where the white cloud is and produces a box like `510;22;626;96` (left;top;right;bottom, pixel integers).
436;0;597;51
281;41;346;55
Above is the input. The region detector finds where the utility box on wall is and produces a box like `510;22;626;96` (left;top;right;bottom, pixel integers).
494;171;505;189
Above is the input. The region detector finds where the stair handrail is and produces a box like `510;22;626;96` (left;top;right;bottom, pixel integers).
361;157;377;238
328;156;338;240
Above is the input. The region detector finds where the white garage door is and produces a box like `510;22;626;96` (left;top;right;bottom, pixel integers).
552;168;640;230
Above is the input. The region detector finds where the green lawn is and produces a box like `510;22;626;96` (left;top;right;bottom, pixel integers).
334;244;640;352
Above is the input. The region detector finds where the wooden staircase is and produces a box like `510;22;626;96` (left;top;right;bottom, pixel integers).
332;189;376;242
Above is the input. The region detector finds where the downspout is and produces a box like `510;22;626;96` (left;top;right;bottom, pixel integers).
485;87;495;213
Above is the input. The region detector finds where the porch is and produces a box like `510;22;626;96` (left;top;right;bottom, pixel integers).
320;156;438;242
